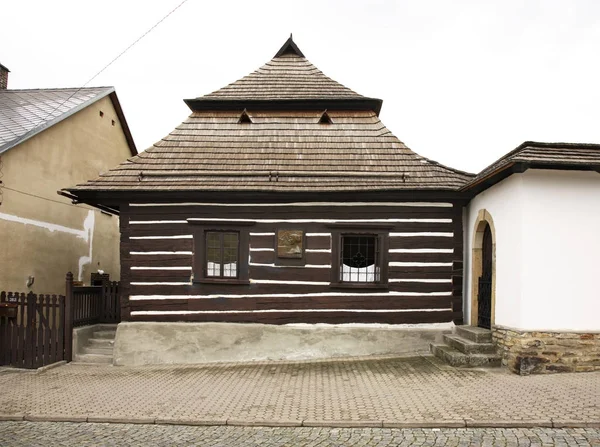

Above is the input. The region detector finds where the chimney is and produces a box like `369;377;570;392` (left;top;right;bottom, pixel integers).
0;63;9;90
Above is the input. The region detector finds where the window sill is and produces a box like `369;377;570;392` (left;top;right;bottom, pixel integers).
193;279;250;285
329;282;389;290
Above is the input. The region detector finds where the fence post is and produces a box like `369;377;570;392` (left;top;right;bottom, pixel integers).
64;272;74;362
25;292;36;369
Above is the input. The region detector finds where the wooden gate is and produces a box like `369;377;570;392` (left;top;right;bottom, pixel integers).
0;272;121;369
0;291;66;369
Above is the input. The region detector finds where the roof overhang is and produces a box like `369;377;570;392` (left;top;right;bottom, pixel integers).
62;188;469;211
461;161;600;197
183;97;384;116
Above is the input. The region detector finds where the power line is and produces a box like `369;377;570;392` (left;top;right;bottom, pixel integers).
1;186;99;212
31;0;189;128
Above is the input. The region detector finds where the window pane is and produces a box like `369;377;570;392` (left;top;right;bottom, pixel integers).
341;235;378;283
206;232;221;277
222;233;238;278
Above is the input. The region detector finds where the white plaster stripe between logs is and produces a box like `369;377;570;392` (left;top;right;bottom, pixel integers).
305;249;332;253
389;232;453;237
130;251;193;255
186;218;452;224
389;279;452;283
306;233;331;237
250;279;330;285
129;219;453;225
249;248;275;252
389;249;453;253
129;291;452;300
130;235;192;240
131;267;192;270
129;202;453;208
389;262;453;267
249;263;331;268
131;282;191;285
250;232;275;236
131;308;451;316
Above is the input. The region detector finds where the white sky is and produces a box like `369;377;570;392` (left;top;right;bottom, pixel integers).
2;0;599;174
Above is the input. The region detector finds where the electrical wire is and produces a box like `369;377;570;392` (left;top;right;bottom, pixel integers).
1;186;99;212
30;0;189;128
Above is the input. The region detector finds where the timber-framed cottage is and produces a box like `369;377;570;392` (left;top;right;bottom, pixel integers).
66;37;477;364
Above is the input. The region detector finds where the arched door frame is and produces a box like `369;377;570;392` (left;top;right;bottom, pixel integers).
471;209;497;327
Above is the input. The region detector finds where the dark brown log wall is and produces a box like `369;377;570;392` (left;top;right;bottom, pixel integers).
119;202;464;324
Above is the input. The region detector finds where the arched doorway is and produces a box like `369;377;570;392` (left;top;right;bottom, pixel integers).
471;209;496;328
477;224;493;328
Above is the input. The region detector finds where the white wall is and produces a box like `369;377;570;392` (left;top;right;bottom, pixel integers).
520;170;600;331
466;175;525;328
466;169;600;332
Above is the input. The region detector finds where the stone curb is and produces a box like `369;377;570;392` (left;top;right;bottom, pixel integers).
35;361;67;374
24;415;87;423
303;420;383;428
552;420;600;428
383;420;465;428
228;419;302;427
1;415;599;429
155;418;227;426
465;420;553;428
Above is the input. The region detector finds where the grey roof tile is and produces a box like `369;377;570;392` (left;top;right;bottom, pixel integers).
0;87;114;154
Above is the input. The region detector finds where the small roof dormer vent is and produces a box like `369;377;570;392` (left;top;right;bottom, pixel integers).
238;109;253;124
318;110;333;125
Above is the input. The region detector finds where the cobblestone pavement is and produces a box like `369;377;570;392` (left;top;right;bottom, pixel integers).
0;422;599;446
0;356;599;427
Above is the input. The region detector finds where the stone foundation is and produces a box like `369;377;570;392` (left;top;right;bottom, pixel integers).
113;322;451;366
492;325;600;375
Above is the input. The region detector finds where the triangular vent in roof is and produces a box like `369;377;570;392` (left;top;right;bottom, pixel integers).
238;109;253;124
318;110;333;124
274;34;305;58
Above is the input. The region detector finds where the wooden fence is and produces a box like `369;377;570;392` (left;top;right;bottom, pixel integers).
73;281;120;328
0;291;66;369
0;272;120;369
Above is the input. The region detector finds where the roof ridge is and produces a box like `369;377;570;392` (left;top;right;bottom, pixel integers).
0;86;114;93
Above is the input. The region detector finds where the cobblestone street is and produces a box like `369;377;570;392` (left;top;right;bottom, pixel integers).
1;422;599;446
1;356;599;427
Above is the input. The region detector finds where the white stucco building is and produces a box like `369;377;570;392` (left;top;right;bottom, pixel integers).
460;142;600;374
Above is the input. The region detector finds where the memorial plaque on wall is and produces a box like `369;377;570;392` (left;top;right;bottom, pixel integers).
277;230;303;258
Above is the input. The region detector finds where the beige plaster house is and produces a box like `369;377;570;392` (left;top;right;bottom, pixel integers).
0;64;136;294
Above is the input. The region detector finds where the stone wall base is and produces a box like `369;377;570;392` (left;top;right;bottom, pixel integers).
113;322;451;366
492;325;600;375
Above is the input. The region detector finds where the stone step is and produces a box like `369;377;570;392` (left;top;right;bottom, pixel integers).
430;343;501;368
443;334;497;355
73;353;113;364
88;338;114;348
83;346;113;356
455;325;492;343
93;330;117;340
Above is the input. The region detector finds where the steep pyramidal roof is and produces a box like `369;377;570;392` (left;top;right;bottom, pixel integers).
198;36;362;100
67;37;472;195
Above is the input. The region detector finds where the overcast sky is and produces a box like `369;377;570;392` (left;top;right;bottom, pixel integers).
2;0;599;174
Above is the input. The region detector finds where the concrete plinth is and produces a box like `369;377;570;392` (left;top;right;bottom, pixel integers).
113;322;452;366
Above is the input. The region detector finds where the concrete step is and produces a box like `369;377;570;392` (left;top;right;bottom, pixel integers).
88;338;114;348
83;346;113;356
455;325;492;343
430;343;501;368
93;330;117;340
443;334;497;355
73;353;113;364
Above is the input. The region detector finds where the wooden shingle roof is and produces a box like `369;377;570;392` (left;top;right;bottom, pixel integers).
66;38;473;195
462;141;600;194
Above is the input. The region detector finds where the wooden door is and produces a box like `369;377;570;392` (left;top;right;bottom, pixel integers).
477;224;493;329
